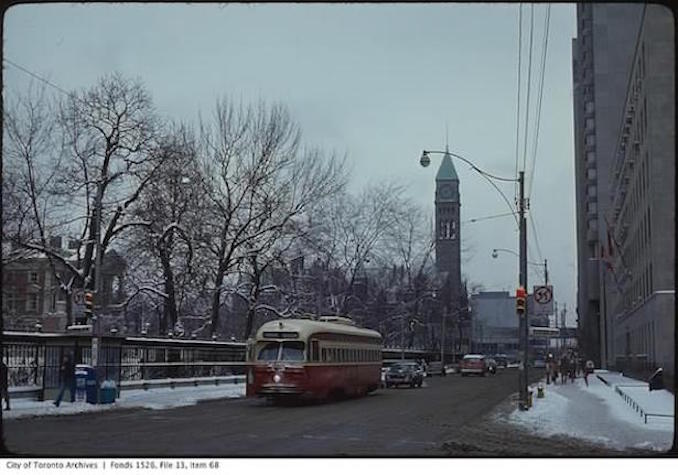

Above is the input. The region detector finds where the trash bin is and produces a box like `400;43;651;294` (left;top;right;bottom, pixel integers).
100;380;117;404
76;364;98;404
537;383;545;398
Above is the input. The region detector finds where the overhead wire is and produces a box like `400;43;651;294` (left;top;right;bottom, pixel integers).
514;4;523;202
521;4;535;174
4;57;72;97
527;4;552;199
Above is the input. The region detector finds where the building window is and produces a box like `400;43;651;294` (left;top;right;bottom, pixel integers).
585;134;595;146
27;293;39;312
587;168;597;180
50;291;57;312
585;118;595;130
585;101;594;114
587;202;597;214
3;292;17;312
586;151;595;164
587;185;597;197
29;271;39;283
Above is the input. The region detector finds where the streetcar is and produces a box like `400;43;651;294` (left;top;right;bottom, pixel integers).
246;316;383;401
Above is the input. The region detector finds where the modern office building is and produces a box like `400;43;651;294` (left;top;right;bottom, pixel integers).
573;4;674;380
470;291;519;357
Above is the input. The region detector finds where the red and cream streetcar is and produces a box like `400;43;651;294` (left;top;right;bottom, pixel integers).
246;316;382;401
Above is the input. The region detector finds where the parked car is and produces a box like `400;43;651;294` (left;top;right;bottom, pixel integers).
492;354;509;368
532;359;546;368
460;354;489;376
384;361;424;388
486;358;498;374
427;361;446;376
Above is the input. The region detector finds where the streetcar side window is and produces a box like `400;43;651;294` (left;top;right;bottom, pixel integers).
311;340;319;361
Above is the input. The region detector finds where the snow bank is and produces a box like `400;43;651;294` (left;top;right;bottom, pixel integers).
2;383;246;420
502;374;674;452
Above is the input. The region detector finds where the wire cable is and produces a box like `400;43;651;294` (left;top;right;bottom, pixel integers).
529;211;544;262
527;4;552;199
521;4;535;173
4;58;72;97
514;4;523;201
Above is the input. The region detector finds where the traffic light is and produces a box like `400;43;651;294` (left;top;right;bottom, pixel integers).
516;286;527;315
84;291;94;320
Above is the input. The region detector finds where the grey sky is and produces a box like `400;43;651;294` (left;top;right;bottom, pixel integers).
3;3;578;325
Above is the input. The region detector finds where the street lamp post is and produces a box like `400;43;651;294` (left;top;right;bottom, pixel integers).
420;149;529;410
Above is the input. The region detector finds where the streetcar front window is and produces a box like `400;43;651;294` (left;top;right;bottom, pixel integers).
280;341;305;361
257;343;280;361
256;341;306;361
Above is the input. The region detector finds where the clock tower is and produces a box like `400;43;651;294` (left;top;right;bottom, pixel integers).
435;146;462;301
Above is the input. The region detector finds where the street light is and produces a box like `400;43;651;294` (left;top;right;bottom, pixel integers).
492;248;549;285
419;148;530;410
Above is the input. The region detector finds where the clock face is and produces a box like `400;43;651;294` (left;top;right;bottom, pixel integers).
439;184;453;199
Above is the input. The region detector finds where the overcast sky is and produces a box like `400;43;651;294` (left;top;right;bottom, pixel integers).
3;3;579;325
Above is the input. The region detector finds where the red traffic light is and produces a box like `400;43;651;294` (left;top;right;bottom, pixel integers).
516;287;526;314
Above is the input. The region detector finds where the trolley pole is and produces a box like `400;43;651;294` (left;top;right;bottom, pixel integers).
518;171;529;409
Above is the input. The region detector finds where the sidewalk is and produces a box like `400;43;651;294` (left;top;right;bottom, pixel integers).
499;371;674;452
1;383;246;420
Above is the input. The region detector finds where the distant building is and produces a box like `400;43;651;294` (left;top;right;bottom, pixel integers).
470;291;518;357
2;240;127;333
572;4;674;380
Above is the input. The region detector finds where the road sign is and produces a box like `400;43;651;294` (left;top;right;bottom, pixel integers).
532;285;554;317
533;285;553;304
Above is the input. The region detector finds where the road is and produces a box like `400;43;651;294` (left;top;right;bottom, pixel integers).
3;369;636;456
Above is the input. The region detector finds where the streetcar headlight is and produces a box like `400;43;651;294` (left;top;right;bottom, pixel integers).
273;373;281;383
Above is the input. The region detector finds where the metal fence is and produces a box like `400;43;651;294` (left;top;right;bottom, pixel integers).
1;332;247;399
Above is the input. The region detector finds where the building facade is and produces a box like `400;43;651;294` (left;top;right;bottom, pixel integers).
2;242;127;333
470;291;519;357
573;4;674;380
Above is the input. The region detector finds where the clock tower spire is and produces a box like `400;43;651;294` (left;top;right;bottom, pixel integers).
434;146;462;303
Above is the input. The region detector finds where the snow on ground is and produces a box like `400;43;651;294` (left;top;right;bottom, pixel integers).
500;371;674;452
2;383;246;420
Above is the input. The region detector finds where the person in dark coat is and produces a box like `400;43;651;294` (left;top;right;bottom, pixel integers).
1;361;10;410
54;353;76;407
560;355;569;384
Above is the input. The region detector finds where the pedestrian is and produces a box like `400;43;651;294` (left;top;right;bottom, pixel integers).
545;353;553;384
584;359;594;387
1;360;10;410
560;355;569;384
568;356;576;382
54;353;76;407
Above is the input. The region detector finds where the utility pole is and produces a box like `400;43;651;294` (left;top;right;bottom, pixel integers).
92;179;104;404
544;259;549;285
441;306;446;369
518;171;529;410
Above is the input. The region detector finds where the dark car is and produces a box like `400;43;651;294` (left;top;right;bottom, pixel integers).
385;361;424;388
492;354;509;368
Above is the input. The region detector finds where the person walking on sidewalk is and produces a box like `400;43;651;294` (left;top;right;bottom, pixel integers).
1;360;10;410
560;355;569;384
584;359;594;387
54;353;76;407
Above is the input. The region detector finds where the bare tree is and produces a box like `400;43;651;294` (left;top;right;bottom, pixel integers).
198;99;347;337
5;74;161;324
121;123;203;334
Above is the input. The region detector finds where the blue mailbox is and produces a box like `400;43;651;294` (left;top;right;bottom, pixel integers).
75;364;98;404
